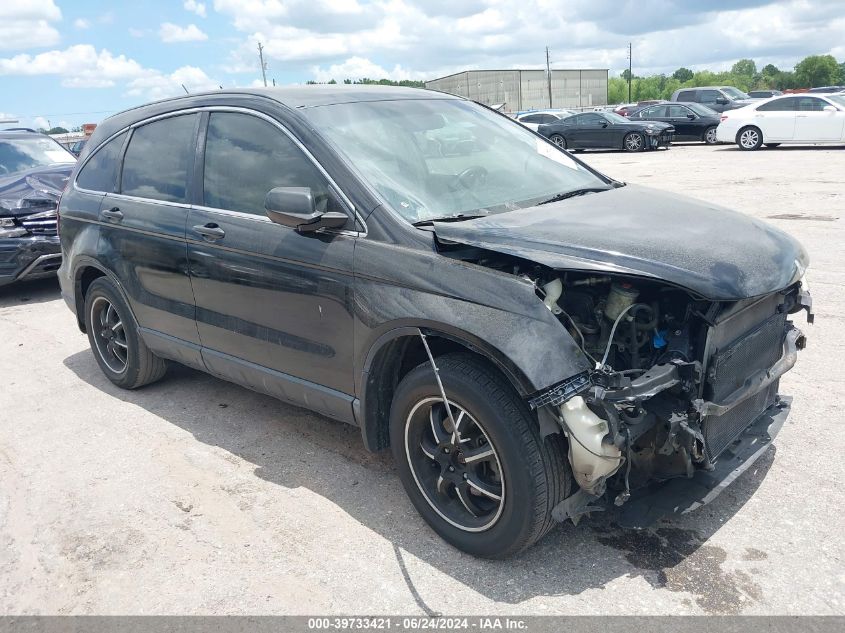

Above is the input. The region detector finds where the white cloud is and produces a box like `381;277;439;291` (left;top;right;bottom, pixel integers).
184;1;207;18
74;18;90;29
311;56;424;82
214;0;845;83
0;45;148;88
159;22;209;43
33;116;50;129
0;0;62;50
126;65;219;100
129;28;147;38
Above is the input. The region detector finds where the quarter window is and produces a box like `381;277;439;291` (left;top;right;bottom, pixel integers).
202;112;337;217
76;131;127;193
121;114;198;203
676;90;696;102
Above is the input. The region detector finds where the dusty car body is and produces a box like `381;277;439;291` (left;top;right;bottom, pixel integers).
57;87;811;557
0;131;75;287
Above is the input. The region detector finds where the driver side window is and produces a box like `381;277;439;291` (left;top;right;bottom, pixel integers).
203;112;339;217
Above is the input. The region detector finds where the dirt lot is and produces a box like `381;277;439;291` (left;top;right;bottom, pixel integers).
1;143;843;615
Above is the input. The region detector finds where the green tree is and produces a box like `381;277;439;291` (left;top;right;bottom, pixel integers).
838;61;845;84
672;67;693;82
794;54;840;88
761;63;779;76
46;126;69;134
731;58;757;77
327;78;337;84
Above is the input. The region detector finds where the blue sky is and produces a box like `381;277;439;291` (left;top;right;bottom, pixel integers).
1;0;843;130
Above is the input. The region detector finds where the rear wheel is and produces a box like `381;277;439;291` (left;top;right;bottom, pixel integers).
765;143;781;148
390;353;571;558
703;126;718;144
549;134;567;149
84;277;167;389
623;132;644;152
737;126;763;151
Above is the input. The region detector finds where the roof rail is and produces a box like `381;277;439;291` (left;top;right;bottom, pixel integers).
2;127;39;133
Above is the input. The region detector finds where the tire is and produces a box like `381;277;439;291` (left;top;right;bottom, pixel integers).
549;134;567;149
84;277;167;389
390;353;572;558
623;132;644;152
765;143;781;148
703;126;718;145
737;126;763;151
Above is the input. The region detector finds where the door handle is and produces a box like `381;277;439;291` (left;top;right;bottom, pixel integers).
101;207;123;222
193;223;226;241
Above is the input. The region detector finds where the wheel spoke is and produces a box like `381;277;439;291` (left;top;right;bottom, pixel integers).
455;482;479;517
462;444;495;464
467;474;502;501
112;338;128;350
429;405;449;445
436;474;449;496
420;436;437;460
111;320;122;332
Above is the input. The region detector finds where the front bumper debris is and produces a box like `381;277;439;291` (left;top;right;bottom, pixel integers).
615;396;791;529
0;235;61;287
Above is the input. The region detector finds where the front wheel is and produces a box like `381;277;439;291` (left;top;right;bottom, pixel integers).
390;353;571;558
623;132;644;152
549;134;567;149
703;126;718;144
737;126;763;151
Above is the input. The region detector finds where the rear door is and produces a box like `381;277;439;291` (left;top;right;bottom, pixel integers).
186;110;358;421
97;112;202;358
752;97;798;140
794;97;845;140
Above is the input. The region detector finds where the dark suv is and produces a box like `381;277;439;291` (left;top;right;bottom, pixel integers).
59;87;811;558
1;130;75;287
670;86;755;113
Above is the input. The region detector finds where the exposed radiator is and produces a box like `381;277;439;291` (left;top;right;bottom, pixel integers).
702;304;787;460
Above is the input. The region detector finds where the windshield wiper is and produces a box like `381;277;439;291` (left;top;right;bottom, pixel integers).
538;187;613;206
412;214;487;227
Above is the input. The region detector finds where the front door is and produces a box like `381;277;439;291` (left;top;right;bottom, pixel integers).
794;97;845;141
186;110;357;421
753;97;798;140
97;112;201;354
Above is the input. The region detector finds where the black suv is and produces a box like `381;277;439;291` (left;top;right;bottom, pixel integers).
59;87;811;558
0;130;75;287
628;102;721;143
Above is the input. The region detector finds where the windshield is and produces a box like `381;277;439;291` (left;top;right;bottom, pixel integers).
722;87;750;101
0;136;76;174
602;112;629;124
301;99;609;223
687;103;717;116
826;95;845;109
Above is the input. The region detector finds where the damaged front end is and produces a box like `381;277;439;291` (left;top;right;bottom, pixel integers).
523;271;812;526
0;168;69;287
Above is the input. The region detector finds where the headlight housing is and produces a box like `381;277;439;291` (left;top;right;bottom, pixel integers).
0;217;27;238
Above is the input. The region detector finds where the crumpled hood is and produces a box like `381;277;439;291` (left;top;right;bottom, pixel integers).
433;184;808;301
0;164;73;217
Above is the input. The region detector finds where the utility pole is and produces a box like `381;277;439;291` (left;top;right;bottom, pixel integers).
545;46;553;108
258;42;268;87
627;42;632;102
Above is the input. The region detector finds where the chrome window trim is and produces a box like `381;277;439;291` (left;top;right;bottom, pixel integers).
72;105;366;235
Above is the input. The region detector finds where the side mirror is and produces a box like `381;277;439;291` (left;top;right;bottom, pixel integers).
823;105;837;113
264;186;348;233
716;97;729;105
601;121;608;128
687;113;696;120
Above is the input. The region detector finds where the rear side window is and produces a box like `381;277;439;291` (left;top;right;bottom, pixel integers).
519;114;544;123
121;114;198;203
676;90;696;102
756;97;798;112
202;112;334;216
76;132;126;193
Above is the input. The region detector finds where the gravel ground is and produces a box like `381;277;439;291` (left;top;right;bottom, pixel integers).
0;143;843;615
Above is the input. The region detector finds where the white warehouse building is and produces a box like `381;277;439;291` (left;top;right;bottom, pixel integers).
425;69;609;112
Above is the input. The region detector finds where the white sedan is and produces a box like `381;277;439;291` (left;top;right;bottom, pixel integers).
515;109;575;131
716;93;845;150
